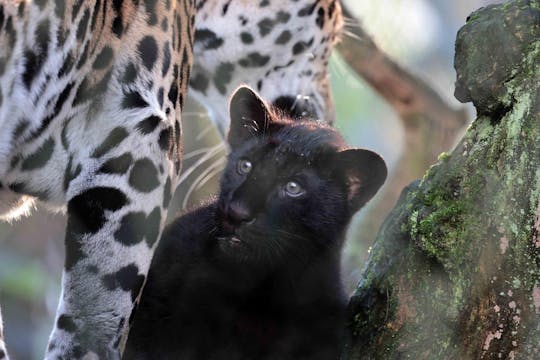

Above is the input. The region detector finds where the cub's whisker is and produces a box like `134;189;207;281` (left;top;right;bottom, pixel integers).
195;123;215;141
178;142;226;186
195;158;226;191
182;157;226;209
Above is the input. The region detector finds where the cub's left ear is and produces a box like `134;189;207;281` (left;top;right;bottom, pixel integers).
332;149;387;213
228;86;272;149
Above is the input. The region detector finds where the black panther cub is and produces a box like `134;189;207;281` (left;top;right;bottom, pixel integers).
124;87;387;360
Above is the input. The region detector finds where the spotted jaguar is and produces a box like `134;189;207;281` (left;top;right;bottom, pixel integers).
0;0;342;359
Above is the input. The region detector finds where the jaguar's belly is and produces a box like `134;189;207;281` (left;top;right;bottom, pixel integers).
0;187;34;221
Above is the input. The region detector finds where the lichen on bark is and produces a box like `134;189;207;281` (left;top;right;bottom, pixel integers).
342;1;540;359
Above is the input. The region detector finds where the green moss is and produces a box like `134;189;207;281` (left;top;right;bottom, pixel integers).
529;169;540;211
499;2;513;10
505;40;540;98
466;13;481;22
409;210;419;239
419;202;464;239
437;152;451;162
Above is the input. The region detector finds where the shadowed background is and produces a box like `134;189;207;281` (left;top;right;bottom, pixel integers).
0;1;500;358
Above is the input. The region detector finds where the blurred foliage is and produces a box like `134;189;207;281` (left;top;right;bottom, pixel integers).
0;1;502;358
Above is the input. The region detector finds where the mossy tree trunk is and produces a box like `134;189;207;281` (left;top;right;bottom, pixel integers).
341;1;540;359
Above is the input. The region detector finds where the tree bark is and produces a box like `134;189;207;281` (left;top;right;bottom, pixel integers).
342;1;540;359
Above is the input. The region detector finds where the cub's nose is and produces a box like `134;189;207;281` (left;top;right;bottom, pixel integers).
226;201;253;225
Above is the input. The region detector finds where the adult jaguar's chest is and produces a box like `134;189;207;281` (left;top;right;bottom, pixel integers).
0;0;193;208
0;1;195;358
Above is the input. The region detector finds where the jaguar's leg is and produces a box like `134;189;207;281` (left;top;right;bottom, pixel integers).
45;142;175;359
0;306;8;360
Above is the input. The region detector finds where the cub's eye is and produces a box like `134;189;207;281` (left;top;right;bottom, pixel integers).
237;159;252;175
284;181;305;198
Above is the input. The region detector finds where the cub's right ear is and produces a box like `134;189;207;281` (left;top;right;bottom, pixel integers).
228;86;272;149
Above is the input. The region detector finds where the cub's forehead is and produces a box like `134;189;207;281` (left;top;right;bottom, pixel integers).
255;142;324;176
266;125;343;161
230;123;344;166
271;123;344;149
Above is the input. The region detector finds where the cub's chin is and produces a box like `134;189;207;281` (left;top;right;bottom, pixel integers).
0;189;35;221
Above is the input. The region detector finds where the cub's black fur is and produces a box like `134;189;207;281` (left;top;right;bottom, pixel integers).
124;87;387;360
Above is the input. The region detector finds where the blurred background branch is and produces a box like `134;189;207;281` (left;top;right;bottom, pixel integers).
338;1;468;254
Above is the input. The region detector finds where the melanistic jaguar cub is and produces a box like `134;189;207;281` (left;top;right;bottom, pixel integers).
124;87;387;360
0;1;343;358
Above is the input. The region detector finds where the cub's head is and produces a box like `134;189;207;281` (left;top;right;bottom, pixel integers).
215;86;387;265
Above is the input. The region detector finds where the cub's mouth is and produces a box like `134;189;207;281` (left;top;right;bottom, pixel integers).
216;235;242;245
215;218;244;248
215;234;253;259
215;216;255;247
215;203;256;251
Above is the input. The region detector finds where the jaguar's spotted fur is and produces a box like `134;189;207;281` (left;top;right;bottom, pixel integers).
0;0;342;359
0;1;194;358
191;0;342;133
